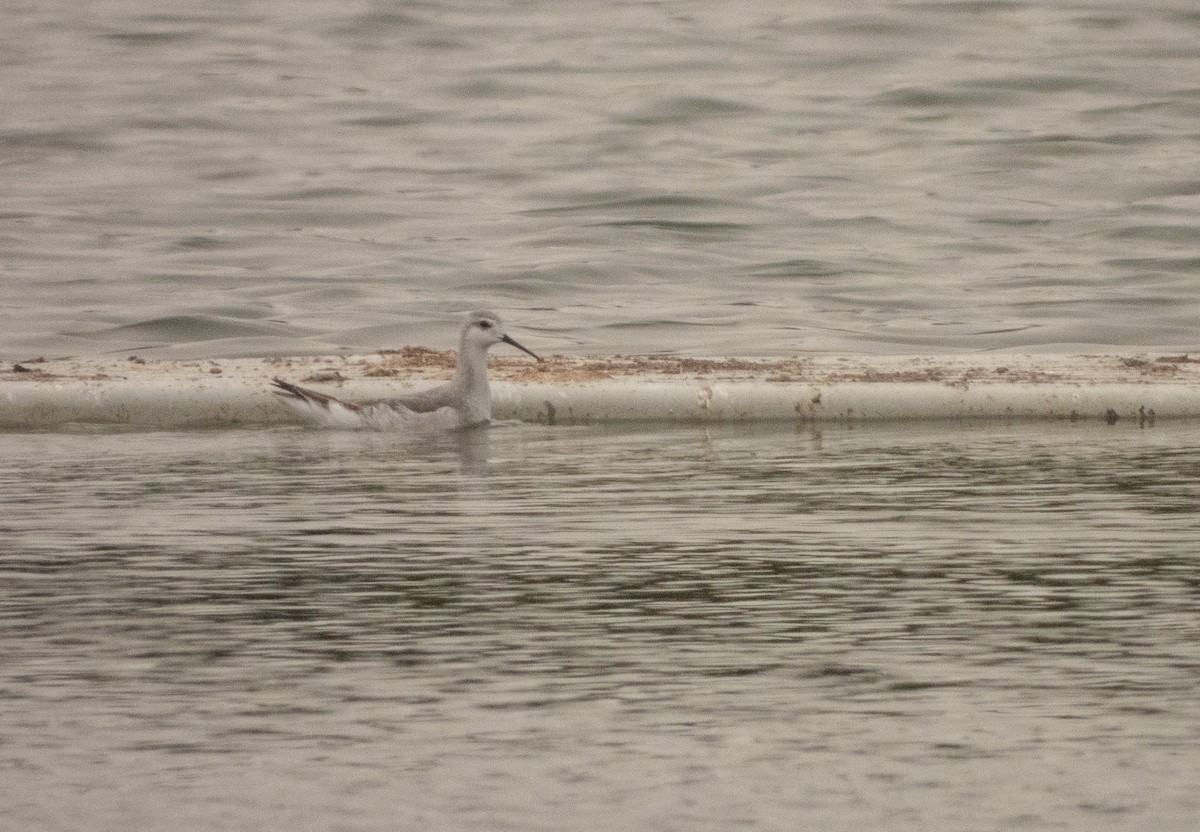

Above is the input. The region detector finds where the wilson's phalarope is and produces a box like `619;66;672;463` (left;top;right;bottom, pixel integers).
271;311;541;429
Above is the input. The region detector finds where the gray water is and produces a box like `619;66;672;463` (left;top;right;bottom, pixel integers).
2;422;1199;830
6;0;1200;359
5;3;1200;829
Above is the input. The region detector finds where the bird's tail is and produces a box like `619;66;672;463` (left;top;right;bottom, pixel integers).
270;377;346;409
271;377;366;427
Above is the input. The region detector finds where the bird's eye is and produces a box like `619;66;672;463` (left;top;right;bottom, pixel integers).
478;320;493;329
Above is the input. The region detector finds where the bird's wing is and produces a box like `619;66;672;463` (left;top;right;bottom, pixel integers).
365;383;458;414
272;378;457;413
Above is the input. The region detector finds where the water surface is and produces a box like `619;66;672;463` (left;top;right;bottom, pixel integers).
2;422;1198;830
5;0;1200;358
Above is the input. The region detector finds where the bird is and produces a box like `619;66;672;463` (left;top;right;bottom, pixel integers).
271;311;541;430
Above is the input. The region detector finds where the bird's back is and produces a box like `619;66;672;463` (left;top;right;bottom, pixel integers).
375;382;460;414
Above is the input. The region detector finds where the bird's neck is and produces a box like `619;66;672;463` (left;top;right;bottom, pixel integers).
455;341;490;393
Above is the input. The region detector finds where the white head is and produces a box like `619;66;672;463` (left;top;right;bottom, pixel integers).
461;311;541;361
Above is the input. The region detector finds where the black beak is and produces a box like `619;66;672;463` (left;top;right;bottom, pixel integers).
502;334;542;362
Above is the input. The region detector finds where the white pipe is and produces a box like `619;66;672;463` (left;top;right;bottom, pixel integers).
494;381;1187;426
2;353;1197;428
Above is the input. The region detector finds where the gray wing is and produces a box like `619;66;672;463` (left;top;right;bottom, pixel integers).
362;382;458;414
